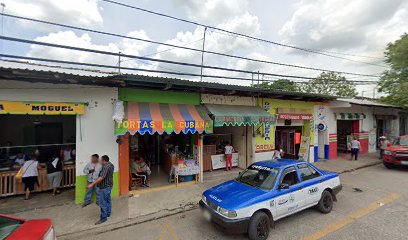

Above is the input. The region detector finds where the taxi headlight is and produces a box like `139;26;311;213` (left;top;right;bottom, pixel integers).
202;195;207;204
218;207;237;218
384;150;392;155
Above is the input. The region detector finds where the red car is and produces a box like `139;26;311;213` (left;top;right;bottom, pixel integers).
0;214;56;240
383;135;408;168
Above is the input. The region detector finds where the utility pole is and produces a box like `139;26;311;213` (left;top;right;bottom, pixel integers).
118;51;121;73
200;27;207;82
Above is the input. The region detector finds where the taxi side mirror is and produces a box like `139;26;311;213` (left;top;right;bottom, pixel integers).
278;183;290;190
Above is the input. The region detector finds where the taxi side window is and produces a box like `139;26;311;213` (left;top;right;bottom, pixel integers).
298;163;320;181
280;166;299;186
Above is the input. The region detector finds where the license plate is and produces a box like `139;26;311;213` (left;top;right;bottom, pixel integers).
401;161;408;165
203;209;212;221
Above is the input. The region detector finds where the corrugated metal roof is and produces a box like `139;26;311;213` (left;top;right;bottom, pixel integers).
338;98;399;108
0;62;336;101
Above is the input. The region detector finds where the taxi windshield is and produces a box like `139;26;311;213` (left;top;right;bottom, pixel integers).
236;165;279;190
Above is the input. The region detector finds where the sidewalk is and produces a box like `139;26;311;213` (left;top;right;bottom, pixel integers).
0;153;382;239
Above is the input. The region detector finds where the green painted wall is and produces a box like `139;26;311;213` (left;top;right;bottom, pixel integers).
119;88;200;105
75;172;120;204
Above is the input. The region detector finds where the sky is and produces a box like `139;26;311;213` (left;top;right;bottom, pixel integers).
1;0;407;97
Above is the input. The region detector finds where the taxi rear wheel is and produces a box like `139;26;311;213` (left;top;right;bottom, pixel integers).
248;211;270;240
316;190;333;214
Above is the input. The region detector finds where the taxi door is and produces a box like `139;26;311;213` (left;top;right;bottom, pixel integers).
274;166;305;219
297;163;324;207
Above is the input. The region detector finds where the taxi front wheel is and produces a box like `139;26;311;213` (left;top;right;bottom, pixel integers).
316;190;333;214
248;211;270;240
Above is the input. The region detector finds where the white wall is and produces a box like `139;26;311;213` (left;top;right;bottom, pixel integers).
0;80;119;176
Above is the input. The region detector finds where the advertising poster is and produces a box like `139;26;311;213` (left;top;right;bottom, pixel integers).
298;136;310;161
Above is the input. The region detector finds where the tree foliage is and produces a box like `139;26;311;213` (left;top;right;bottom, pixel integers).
300;72;358;97
253;79;299;92
379;33;408;108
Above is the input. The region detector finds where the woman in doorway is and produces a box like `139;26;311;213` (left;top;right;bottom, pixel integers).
21;156;39;200
46;155;63;195
273;145;284;160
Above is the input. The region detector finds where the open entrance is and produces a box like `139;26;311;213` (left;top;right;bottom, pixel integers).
0;115;76;197
275;126;302;159
129;132;199;189
337;120;359;153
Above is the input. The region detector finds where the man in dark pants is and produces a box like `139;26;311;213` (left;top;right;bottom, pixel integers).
86;155;114;225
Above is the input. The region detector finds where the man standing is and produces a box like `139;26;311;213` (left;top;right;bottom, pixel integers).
224;142;234;171
379;136;389;160
82;154;102;207
87;155;114;225
350;136;361;161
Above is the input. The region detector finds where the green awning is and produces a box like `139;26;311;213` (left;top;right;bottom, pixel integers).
204;104;276;127
337;112;366;120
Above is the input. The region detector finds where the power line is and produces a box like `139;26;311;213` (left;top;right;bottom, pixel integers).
1;36;382;84
101;0;388;68
0;13;382;78
0;54;380;85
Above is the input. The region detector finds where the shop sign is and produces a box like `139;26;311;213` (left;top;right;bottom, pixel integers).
278;114;313;120
0;101;85;115
115;119;213;135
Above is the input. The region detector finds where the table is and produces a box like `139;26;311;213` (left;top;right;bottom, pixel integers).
169;160;200;186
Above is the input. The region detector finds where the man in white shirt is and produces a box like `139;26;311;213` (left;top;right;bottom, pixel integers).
350;136;361;161
224;142;234;171
82;154;102;207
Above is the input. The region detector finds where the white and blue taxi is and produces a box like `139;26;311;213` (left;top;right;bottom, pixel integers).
200;159;342;240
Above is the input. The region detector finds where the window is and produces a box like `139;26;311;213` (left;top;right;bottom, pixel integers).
280;166;299;186
298;164;320;181
236;165;279;190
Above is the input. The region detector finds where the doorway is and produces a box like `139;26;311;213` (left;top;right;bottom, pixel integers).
276;126;302;159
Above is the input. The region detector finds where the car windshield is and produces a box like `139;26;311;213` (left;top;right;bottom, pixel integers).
236;165;279;190
394;137;408;146
0;216;22;239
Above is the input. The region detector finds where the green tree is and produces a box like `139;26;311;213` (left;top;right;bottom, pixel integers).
379;33;408;108
253;79;299;92
300;72;358;97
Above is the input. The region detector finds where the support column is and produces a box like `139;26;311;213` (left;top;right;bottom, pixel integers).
119;133;130;196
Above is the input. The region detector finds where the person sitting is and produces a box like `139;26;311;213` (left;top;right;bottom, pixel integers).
131;157;150;187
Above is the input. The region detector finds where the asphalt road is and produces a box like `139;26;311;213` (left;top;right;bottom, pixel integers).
82;164;408;240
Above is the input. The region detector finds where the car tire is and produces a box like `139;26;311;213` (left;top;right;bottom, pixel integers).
316;190;333;214
248;211;270;240
384;163;393;169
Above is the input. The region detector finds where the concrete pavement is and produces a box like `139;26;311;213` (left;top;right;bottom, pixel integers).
77;163;408;240
0;153;383;239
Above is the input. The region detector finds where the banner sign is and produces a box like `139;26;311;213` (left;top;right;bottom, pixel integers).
277;114;313;120
0;101;85;115
298;136;311;161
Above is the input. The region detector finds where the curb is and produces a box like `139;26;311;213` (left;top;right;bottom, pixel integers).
59;162;381;239
338;162;382;174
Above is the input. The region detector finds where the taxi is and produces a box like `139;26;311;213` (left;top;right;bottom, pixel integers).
200;159;342;240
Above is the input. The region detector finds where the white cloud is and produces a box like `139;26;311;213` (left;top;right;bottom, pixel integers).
176;0;249;25
3;0;103;28
27;30;152;72
279;0;407;54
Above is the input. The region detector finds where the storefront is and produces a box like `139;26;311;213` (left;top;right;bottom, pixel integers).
202;102;275;171
326;98;401;159
0;80;119;203
116;89;212;195
255;99;316;162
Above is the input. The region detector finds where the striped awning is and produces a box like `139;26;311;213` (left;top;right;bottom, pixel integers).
336;113;366;120
115;102;213;135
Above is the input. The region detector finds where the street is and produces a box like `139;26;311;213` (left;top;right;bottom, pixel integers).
81;164;408;240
